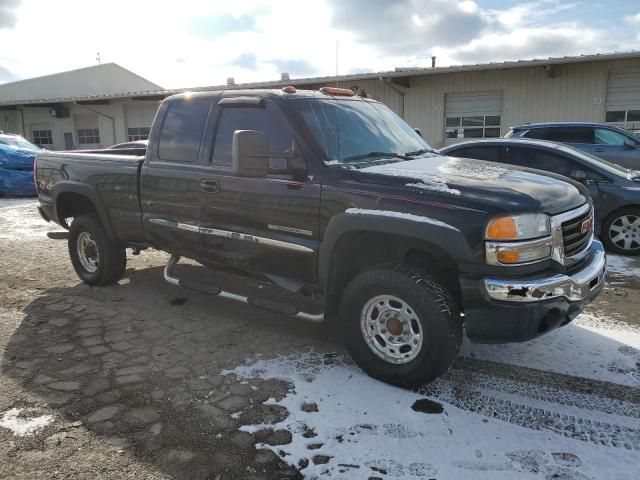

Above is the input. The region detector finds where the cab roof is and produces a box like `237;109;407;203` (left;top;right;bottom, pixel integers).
165;88;377;103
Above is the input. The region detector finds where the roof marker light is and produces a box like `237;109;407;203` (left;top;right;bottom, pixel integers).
282;86;297;94
319;87;355;97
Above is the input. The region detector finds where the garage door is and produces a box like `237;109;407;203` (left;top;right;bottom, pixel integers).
125;103;158;141
605;68;640;134
444;91;503;146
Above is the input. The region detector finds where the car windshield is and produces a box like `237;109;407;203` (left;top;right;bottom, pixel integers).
556;144;637;178
0;135;41;150
296;98;433;164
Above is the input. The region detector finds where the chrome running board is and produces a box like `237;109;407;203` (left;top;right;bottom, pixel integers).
163;256;324;323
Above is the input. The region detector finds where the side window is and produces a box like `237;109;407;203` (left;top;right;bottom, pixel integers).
158;99;210;162
451;146;502;163
509;147;576;177
549;127;594;144
594;128;630;146
212;102;294;167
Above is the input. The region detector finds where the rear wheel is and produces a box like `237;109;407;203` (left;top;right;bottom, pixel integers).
68;213;126;285
340;264;462;387
602;207;640;256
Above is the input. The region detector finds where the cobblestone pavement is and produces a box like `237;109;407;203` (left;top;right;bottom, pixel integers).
1;199;639;479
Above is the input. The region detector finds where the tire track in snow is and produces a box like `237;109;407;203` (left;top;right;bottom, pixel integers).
415;358;640;450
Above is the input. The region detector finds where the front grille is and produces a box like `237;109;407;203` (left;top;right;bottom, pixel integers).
561;208;592;257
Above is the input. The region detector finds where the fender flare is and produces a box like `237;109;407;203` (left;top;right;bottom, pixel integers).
318;212;475;285
52;181;117;241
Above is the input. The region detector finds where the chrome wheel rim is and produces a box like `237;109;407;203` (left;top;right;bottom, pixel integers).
608;214;640;252
77;231;99;273
360;294;423;364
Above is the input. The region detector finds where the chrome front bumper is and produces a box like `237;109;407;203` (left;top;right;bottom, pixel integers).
484;240;606;303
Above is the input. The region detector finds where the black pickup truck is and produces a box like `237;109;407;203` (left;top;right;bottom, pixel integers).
35;86;606;386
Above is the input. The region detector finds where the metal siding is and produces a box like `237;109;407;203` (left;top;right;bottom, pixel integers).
403;58;640;148
606;67;640;110
125;103;157;128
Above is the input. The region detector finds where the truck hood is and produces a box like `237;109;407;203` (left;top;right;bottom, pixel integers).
352;155;588;215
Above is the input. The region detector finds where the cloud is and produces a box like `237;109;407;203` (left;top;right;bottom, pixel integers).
327;0;490;55
627;11;640;24
0;0;20;29
437;26;606;65
0;65;16;82
231;53;258;70
190;13;256;40
268;58;318;77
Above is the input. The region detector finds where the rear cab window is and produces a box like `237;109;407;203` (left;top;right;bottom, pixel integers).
157;98;211;162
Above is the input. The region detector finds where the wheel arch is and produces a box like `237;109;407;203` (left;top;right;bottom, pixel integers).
53;182;116;240
319;213;472;318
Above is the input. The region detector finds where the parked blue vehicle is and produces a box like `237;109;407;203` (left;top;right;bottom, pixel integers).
0;133;42;196
505;122;640;170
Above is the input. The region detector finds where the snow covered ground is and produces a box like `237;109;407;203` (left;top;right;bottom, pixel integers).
231;312;640;479
0;198;52;240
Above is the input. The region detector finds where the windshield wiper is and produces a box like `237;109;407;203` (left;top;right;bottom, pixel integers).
405;148;433;157
343;151;411;163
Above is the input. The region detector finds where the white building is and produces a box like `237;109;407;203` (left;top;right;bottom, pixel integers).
1;52;639;150
0;63;163;150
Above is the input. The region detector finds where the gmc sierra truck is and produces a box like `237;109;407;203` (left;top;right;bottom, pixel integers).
35;86;606;387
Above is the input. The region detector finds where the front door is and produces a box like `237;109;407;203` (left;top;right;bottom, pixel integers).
592;127;640;169
64;132;74;150
198;96;321;284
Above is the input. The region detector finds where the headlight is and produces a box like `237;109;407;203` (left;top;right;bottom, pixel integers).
485;213;550;241
485;213;552;265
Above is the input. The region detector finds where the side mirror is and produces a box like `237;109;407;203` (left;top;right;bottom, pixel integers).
414;128;423;138
570;169;587;183
624;139;637;150
232;130;269;177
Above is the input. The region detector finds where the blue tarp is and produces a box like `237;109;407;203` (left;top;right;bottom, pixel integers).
0;144;37;196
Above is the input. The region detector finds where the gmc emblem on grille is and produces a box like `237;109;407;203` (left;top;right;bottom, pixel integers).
581;217;593;234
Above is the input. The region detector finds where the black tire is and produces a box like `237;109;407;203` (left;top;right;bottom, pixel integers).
601;207;640;256
68;213;126;285
340;263;462;387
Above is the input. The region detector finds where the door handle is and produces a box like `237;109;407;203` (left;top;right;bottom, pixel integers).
594;148;605;153
200;179;219;193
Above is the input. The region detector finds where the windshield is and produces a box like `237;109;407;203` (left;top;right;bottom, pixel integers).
297;99;433;164
556;144;638;178
0;135;41;151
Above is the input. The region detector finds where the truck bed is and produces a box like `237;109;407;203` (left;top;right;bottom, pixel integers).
36;151;146;244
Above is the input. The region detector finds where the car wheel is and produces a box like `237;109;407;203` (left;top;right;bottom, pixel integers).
602;207;640;256
340;263;462;387
68;213;126;285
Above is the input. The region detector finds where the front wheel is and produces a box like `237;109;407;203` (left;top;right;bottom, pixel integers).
68;213;126;285
340;264;462;387
602;207;640;256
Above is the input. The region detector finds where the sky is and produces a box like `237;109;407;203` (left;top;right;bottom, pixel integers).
0;0;639;89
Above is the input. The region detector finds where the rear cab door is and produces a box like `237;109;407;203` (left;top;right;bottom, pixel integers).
140;93;218;258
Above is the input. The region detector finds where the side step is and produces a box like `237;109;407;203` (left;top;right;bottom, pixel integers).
163;256;324;323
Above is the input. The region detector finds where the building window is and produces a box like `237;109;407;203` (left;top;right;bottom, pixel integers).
127;126;151;141
77;128;100;145
32;129;53;146
605;109;640;134
445;115;501;140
